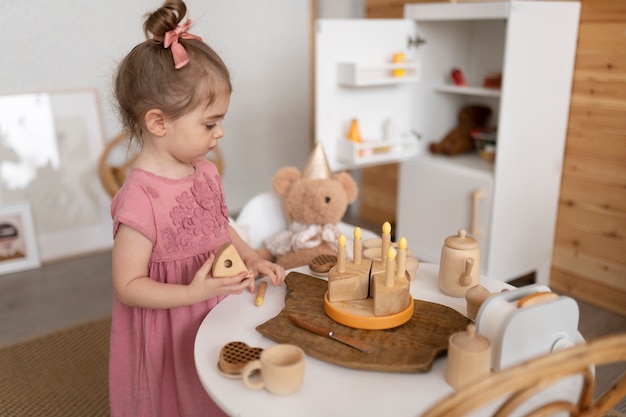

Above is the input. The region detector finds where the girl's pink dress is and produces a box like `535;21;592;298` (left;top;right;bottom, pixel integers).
109;159;229;417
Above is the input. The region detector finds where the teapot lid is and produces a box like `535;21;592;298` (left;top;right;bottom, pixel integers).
445;229;478;250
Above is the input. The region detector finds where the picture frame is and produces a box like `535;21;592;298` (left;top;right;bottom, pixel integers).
0;89;113;262
0;202;40;274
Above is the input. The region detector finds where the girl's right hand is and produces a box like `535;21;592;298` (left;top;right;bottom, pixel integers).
188;254;253;304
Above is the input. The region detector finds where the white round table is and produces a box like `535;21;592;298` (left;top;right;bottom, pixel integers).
195;264;505;416
194;263;582;417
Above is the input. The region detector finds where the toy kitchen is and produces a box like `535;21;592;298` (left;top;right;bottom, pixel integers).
314;1;580;285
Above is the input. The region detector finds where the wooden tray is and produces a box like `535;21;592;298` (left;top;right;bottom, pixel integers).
256;271;470;373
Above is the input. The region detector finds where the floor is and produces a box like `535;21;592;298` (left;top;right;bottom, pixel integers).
1;250;625;410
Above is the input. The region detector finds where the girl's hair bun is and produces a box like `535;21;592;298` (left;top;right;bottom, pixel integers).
143;0;187;41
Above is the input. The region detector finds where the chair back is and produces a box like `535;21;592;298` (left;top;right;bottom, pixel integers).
421;333;626;417
98;130;224;198
235;192;287;249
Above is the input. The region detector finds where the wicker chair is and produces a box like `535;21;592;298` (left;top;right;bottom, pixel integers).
421;333;626;417
98;130;224;198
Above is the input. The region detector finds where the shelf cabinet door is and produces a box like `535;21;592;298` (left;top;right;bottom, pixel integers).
397;1;580;284
316;2;580;284
315;19;422;171
397;157;493;272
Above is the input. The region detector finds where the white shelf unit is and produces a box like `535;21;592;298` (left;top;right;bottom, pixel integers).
315;19;423;171
337;136;419;166
434;85;501;98
337;61;421;87
315;1;581;284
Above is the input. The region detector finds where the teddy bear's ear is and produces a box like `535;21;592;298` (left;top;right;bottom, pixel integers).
272;167;301;197
334;171;358;204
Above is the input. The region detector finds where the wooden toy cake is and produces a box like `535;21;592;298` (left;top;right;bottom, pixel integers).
324;222;415;330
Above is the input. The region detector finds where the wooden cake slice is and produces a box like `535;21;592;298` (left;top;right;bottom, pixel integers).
212;242;249;278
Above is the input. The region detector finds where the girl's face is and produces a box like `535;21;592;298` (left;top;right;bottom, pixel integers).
165;92;231;163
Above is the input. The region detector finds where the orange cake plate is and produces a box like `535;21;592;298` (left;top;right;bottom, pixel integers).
324;291;414;330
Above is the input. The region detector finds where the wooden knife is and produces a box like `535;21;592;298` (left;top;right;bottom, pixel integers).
288;314;375;354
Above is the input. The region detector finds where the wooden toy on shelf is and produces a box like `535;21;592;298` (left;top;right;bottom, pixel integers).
347;118;362;143
325;222;415;329
392;52;406;77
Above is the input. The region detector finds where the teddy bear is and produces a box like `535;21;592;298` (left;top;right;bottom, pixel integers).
258;143;358;270
429;104;492;156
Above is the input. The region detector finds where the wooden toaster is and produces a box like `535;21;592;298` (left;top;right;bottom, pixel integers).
475;284;580;371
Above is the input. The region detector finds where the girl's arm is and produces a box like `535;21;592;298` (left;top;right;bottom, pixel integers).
112;224;252;309
228;225;285;287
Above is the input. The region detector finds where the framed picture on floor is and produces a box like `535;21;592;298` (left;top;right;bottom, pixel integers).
0;90;113;261
0;202;40;274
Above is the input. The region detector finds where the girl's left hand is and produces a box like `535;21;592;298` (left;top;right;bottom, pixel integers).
247;258;285;289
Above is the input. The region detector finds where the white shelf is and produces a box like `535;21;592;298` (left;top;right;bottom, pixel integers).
434;85;501;98
338;62;420;87
337;137;419;167
406;1;510;21
410;152;495;178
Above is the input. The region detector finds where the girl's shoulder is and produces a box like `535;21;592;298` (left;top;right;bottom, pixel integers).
194;158;219;176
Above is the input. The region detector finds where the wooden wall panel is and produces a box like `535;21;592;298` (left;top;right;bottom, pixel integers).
559;177;626;217
552;247;626;291
571;76;626;102
565;126;626;161
563;153;626;187
552;0;626;315
579;0;626;22
362;0;626;315
554;222;626;266
551;269;626;314
359;164;398;227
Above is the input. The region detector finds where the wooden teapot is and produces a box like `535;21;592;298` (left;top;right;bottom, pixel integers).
438;229;480;297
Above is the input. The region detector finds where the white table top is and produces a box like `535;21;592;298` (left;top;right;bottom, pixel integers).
194;263;519;417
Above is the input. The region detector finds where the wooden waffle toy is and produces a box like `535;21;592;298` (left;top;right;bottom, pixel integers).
309;253;337;277
217;341;263;378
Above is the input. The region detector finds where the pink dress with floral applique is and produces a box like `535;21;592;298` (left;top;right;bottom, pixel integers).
109;159;229;417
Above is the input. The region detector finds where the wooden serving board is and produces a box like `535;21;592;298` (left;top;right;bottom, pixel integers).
256;271;470;373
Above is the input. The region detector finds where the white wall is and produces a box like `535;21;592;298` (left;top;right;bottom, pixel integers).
0;0;311;212
318;0;365;18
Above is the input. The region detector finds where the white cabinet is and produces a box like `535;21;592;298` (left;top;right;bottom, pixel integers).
315;1;580;283
398;157;494;269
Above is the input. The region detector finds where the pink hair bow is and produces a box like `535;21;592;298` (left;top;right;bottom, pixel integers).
163;19;202;69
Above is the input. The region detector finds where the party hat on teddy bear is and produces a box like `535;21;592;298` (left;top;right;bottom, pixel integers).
302;142;332;180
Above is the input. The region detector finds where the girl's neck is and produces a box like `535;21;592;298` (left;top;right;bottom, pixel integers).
133;151;196;180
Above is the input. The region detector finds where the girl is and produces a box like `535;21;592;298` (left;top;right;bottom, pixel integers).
109;1;285;416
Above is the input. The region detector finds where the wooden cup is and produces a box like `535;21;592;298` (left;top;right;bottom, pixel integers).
445;324;491;390
241;344;305;396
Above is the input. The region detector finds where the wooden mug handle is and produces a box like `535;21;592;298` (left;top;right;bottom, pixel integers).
241;360;265;390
